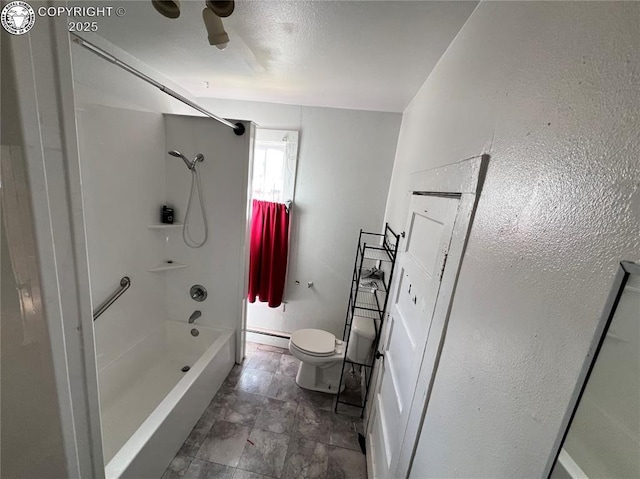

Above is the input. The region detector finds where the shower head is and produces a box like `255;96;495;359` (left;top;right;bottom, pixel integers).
168;150;193;170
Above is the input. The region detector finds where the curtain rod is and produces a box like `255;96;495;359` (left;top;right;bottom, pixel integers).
70;33;245;136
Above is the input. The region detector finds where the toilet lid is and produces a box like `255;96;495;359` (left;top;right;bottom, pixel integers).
291;329;336;356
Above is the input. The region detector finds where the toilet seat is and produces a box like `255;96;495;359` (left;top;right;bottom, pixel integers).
290;329;336;357
290;341;338;358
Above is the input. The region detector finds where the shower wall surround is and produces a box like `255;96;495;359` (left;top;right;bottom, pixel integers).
77;105;251;373
164;114;252;332
77;105;167;370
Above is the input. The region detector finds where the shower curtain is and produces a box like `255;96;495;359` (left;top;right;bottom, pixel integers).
248;199;290;308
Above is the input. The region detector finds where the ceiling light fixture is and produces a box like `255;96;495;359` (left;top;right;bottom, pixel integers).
205;0;234;18
151;0;235;50
151;0;180;18
202;7;229;50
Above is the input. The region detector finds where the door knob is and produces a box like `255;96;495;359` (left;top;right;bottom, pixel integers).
374;351;384;360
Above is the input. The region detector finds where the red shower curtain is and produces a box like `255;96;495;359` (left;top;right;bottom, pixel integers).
248;200;290;307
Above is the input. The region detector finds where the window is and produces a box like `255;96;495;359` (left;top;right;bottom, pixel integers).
251;129;299;204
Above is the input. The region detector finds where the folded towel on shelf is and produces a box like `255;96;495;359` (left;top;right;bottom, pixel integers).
360;279;378;290
361;267;384;281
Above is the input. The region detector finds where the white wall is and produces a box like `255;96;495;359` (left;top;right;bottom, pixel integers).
71;33;194;116
77;105;168;370
382;2;640;477
197;98;402;337
2;16;106;477
164;115;252;331
563;274;640;477
1;37;67;478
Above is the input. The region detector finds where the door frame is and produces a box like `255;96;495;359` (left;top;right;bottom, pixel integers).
241;128;300;354
366;154;489;479
7;15;105;478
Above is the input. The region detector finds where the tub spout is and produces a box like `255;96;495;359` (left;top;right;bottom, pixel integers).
189;310;202;323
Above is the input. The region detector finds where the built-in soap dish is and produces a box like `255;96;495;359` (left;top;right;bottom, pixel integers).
148;261;189;272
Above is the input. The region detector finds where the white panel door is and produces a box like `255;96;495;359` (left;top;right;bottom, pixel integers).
367;194;459;479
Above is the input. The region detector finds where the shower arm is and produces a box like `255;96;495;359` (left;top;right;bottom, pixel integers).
70;34;245;136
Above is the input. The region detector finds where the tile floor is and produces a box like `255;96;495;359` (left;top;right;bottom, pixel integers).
162;342;367;479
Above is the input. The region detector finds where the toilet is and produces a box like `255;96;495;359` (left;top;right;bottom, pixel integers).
289;329;346;394
289;320;376;394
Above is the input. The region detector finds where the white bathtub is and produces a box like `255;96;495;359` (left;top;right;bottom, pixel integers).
98;321;235;479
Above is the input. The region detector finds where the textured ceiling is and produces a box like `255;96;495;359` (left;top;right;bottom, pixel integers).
95;0;477;112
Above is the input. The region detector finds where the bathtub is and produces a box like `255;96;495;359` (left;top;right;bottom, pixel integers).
98;321;235;479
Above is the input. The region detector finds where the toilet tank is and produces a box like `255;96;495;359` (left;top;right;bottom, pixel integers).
347;316;376;364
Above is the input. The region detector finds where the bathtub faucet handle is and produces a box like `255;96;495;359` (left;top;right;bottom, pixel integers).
190;284;208;302
189;310;202;323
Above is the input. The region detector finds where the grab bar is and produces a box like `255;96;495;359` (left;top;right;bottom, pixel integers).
93;276;131;321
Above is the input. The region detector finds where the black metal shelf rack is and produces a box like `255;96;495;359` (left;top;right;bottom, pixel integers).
335;223;400;415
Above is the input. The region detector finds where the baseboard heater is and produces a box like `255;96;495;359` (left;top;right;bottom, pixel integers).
246;328;291;340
